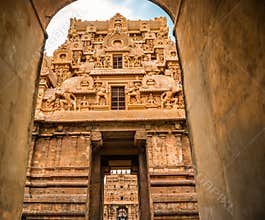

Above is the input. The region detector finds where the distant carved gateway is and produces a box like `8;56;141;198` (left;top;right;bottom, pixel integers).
22;14;199;220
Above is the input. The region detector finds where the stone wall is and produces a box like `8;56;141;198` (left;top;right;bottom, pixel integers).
0;0;45;219
147;132;198;219
175;1;265;219
22;119;198;219
23;134;91;219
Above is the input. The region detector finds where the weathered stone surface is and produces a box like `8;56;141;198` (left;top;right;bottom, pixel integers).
176;1;265;219
0;0;45;219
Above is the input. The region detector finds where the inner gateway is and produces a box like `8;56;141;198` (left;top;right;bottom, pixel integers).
90;131;150;219
102;133;140;220
22;14;199;219
104;161;139;220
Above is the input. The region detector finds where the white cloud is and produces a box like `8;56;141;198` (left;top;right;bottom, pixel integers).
45;0;173;55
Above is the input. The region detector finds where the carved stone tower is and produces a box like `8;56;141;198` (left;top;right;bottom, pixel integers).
22;14;199;220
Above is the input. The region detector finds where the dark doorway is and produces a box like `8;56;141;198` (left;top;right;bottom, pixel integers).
117;206;128;220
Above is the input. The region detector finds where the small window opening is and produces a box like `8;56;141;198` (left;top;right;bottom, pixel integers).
111;86;125;110
113;54;123;69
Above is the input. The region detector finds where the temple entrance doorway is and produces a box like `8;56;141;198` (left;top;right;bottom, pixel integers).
103;156;139;220
89;131;151;220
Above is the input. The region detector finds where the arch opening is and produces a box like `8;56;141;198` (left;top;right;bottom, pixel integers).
21;1;199;220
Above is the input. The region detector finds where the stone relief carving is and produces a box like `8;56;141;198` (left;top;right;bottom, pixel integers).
80;78;93;89
127;82;141;104
141;75;160;90
160;87;178;109
37;14;184;113
56;89;77;111
146;93;160;108
95;55;111;68
78;96;90;111
43;95;57;111
147;133;185;171
72;50;82;65
61;76;95;92
96;82;108;105
53;65;72;86
144;39;154;51
177;94;185;109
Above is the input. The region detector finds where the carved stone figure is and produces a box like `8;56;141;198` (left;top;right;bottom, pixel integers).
158;53;165;63
147;93;157;105
144;39;154;51
127;82;141;104
56;89;77;111
160;87;177;109
95;56;104;68
53;97;63;111
178;94;185;109
104;55;111;68
43;95;56;111
73;51;82;64
54;66;64;86
79;96;90;111
96;83;107;105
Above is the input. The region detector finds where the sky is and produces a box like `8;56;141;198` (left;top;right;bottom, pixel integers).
45;0;174;56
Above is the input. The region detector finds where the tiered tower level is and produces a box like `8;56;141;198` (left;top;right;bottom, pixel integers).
103;174;139;220
22;14;199;220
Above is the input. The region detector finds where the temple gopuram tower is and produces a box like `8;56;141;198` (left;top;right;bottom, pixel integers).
22;13;199;220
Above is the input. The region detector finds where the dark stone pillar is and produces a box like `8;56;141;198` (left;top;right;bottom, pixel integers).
89;146;103;220
138;147;152;220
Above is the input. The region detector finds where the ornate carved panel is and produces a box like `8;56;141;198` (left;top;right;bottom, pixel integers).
35;13;184;114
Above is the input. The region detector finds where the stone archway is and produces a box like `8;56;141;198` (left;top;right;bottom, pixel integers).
0;1;264;220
